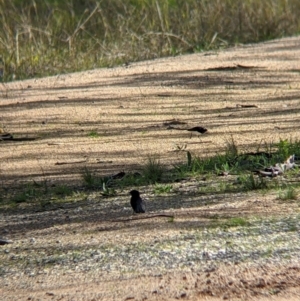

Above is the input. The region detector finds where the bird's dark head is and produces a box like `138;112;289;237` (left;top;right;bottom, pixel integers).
129;190;140;197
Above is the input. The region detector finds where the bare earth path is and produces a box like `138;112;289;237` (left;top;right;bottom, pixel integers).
1;36;300;300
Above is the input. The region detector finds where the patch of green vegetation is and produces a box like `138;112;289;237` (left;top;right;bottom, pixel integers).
278;139;291;158
237;174;268;191
175;138;239;177
269;288;281;296
270;138;300;164
214;161;233;176
81;167;118;195
171;138;300;196
0;180;82;209
117;173;144;188
81;167;105;188
53;185;72;196
278;186;298;201
11;191;30;203
2;138;300;212
168;216;175;223
217;181;235;193
198;185;213;195
225;217;250;228
37;132;51;139
88;130;100;138
209;217;250;229
173;138;300;186
142;155;165;184
11;183;42;203
82;167;95;186
225;136;239;158
154;183;173;194
101;182;116;197
213;217;250;229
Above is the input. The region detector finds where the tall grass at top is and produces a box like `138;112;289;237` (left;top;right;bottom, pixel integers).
1;0;300;81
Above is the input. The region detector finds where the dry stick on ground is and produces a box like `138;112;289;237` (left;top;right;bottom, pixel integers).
0;135;37;141
166;125;207;132
113;214;175;222
0;238;12;245
55;159;87;165
48;142;65;145
236;104;258;108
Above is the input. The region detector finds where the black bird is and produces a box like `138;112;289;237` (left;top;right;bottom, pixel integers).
129;190;145;213
111;171;126;180
187;126;207;134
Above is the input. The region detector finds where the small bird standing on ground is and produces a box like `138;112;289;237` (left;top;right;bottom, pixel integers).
129;190;145;213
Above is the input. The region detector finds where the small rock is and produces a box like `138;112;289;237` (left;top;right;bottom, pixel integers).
180;292;187;298
256;278;266;288
46;292;54;296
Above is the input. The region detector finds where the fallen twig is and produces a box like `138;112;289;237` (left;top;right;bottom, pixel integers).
55;159;87;165
48;142;65;145
0;238;13;245
113;214;175;222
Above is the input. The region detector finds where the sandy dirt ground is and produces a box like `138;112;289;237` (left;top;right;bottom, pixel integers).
1;36;300;300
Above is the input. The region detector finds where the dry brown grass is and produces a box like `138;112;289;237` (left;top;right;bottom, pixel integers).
1;0;300;81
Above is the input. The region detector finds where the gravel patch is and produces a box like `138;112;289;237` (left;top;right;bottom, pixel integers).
1;213;299;281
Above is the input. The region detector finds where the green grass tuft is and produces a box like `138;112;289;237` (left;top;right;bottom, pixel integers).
142;155;165;184
88;131;100;138
81;167;104;188
237;174;268;191
225;217;250;227
278;186;298;201
154;183;173;194
53;185;72;196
